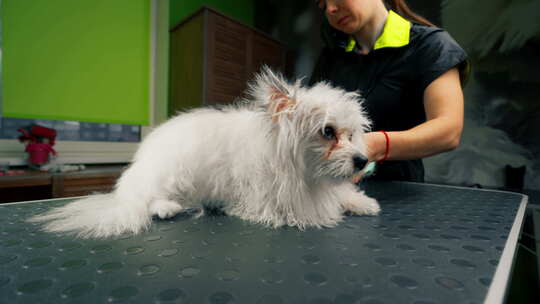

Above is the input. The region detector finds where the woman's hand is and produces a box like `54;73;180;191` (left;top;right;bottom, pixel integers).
351;132;387;183
364;131;387;162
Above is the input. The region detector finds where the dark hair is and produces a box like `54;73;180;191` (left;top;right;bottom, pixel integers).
383;0;435;27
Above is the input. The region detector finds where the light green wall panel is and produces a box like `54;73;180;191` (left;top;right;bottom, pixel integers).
2;0;150;125
170;0;254;27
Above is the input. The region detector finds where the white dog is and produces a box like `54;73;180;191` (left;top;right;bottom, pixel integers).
29;67;380;238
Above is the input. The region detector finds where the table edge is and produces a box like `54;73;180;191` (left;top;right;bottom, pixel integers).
395;181;528;198
484;195;528;304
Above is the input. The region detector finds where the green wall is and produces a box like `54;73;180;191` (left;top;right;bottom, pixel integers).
1;0;253;126
169;0;254;27
2;0;150;125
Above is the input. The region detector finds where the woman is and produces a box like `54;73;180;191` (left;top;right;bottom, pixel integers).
310;0;470;182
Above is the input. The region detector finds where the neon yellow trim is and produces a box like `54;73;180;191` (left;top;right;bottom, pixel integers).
374;10;411;50
345;36;356;52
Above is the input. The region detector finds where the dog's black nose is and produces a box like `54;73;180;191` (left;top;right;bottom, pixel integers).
353;155;368;171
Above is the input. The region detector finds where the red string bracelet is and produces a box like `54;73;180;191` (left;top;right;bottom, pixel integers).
378;130;390;163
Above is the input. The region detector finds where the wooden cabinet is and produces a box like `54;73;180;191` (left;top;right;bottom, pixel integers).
169;7;286;113
0;165;124;203
51;168;120;198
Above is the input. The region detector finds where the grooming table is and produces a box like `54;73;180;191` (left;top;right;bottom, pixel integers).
0;181;527;304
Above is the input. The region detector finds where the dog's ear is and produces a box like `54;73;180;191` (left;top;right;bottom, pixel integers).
247;66;297;121
268;87;296;122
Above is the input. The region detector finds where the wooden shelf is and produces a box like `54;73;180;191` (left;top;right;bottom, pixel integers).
0;165;126;203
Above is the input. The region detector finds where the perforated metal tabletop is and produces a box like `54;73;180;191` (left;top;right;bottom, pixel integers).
0;181;527;304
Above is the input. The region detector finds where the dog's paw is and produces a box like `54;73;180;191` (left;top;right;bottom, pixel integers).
149;199;184;219
343;195;380;216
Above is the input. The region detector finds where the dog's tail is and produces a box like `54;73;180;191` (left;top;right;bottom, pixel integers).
28;193;151;239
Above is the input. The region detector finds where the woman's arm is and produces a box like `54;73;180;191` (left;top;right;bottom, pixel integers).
365;67;464;161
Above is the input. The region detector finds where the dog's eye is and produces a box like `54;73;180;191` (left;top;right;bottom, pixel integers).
321;126;336;140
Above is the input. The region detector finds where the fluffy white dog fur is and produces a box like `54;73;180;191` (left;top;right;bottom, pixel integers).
29;67;380;238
